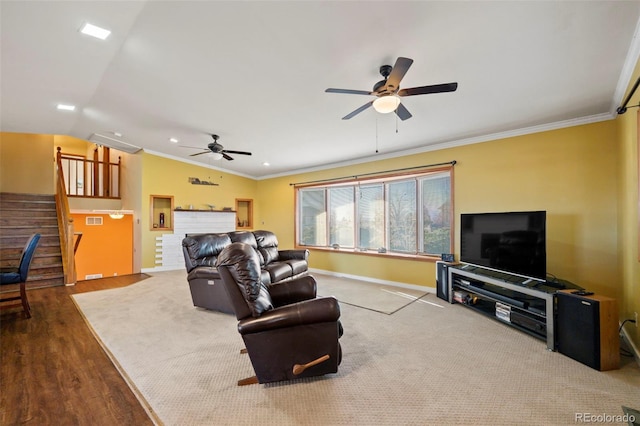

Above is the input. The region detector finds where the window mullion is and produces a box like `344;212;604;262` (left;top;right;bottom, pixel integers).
384;183;389;251
416;178;422;254
354;185;359;249
325;188;330;248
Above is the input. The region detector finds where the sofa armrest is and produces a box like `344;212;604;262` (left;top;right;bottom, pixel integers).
186;266;221;281
237;296;340;335
278;249;309;261
269;275;316;306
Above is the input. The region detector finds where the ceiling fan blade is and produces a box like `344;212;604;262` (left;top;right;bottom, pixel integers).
395;103;412;121
190;151;210;157
326;88;373;96
222;153;234;161
342;100;374;120
385;57;413;91
223;150;252;156
398;82;458;97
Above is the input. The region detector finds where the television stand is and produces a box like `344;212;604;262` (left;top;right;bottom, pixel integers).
447;265;562;350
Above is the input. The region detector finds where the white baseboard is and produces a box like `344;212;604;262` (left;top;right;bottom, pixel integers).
308;268;436;294
620;325;640;368
141;266;183;273
141;265;436;296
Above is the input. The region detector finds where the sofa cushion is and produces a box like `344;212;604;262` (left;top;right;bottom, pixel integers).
285;259;308;275
228;230;258;247
260;269;272;285
228;231;265;265
260;247;279;265
182;233;232;272
264;262;293;283
254;230;280;265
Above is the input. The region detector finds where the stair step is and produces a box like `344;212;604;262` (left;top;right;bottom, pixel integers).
1;249;61;260
0;200;56;209
1;234;60;244
30;263;64;274
0;271;65;291
0;207;57;215
0;192;64;290
0;226;60;237
1;256;62;267
0;218;58;227
26;276;65;289
1;244;62;256
0;193;55;202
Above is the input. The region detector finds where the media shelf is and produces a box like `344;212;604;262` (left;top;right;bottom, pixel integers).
447;264;560;350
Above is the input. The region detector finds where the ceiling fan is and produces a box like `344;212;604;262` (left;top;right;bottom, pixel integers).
325;56;458;121
187;134;252;161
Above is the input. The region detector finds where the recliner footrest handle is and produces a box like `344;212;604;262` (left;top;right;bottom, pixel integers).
292;354;330;375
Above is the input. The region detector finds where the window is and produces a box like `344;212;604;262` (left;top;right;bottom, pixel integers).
295;167;453;258
299;188;326;246
329;186;354;248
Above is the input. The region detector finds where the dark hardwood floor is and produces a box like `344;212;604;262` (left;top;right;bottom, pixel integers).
1;274;155;426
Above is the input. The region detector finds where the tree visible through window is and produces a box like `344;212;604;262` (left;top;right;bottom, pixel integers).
296;167;453;257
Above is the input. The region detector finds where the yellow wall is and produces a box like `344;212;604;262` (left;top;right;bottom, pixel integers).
258;121;619;294
615;62;640;353
139;153;258;269
0;132;55;194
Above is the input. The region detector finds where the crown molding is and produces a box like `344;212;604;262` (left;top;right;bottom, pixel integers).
257;112;614;181
142;148;256;180
611;15;640;114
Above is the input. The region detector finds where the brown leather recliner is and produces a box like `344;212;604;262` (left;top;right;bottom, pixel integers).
182;233;234;314
217;242;343;385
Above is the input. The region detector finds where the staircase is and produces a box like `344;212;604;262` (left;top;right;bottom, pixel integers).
0;193;65;289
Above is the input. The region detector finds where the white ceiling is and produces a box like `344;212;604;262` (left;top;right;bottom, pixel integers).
2;1;640;178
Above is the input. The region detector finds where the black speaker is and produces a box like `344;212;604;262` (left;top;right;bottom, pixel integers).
555;291;619;371
436;261;452;302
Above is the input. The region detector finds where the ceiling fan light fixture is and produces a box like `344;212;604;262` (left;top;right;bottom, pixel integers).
373;95;400;114
210;152;224;160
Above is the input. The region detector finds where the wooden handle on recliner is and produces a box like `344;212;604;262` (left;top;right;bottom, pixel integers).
292;354;330;375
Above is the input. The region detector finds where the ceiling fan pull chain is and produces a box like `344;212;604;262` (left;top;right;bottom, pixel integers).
375;116;379;153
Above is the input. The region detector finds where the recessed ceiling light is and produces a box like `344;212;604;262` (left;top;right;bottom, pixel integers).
57;104;76;111
80;22;111;40
112;132;123;137
169;137;179;143
262;162;270;166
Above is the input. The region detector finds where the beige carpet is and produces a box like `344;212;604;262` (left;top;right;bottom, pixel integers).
314;273;429;314
71;270;640;426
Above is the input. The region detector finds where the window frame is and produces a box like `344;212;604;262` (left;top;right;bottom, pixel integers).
294;165;454;261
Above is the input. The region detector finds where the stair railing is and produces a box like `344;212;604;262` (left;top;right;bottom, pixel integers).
57;147;121;198
55;149;77;285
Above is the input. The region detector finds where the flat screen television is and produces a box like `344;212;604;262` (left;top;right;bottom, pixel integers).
460;211;546;280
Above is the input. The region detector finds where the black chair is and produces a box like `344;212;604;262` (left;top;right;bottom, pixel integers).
0;233;41;318
217;242;343;385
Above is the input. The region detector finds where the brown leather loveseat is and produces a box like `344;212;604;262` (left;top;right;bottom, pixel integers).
181;230;309;313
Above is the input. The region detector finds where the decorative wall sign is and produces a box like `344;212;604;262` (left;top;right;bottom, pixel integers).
188;177;219;186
